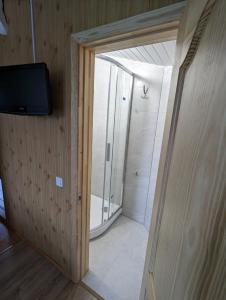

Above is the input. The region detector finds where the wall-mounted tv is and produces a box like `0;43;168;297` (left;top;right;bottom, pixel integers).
0;63;51;115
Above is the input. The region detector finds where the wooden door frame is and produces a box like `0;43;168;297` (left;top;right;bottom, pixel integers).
71;1;187;282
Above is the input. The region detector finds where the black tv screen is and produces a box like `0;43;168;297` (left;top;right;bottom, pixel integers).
0;63;51;115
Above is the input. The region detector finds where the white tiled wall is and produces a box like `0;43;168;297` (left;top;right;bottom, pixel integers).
123;63;166;225
144;67;173;230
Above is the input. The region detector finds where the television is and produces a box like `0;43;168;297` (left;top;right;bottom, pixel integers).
0;63;51;115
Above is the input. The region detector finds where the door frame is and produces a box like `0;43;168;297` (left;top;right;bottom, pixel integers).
71;1;186;282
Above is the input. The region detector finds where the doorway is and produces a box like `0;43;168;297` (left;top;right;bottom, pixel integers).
70;0;186;293
82;40;176;299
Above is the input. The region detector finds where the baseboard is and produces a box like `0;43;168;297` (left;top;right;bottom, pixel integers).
80;281;104;300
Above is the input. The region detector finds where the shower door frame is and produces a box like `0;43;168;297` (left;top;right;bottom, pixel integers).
91;55;134;239
71;2;185;282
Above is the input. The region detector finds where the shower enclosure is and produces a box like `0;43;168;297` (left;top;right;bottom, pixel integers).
90;57;133;239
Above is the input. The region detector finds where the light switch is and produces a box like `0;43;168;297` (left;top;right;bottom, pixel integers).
56;176;63;188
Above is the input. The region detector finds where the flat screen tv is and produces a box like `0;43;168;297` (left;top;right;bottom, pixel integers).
0;63;51;115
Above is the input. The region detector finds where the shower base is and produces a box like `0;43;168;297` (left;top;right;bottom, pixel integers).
90;194;121;240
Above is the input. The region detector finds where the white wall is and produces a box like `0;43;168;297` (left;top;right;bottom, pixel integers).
144;66;173;230
112;57;173;228
122;61;165;224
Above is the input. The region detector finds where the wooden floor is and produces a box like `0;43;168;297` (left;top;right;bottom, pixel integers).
0;224;102;300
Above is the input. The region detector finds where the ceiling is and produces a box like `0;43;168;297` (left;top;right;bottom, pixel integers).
103;40;176;66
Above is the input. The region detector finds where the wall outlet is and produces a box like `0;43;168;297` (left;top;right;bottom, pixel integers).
56;176;63;188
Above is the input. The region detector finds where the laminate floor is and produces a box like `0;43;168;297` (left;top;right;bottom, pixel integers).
0;239;101;300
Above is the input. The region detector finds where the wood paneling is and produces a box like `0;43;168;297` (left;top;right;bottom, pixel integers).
140;8;187;299
142;0;226;299
0;0;184;282
104;40;176;66
74;2;185;44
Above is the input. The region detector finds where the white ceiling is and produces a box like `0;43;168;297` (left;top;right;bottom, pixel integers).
103;40;176;66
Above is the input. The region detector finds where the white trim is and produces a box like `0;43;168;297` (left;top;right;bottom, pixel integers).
90;208;122;240
72;2;186;44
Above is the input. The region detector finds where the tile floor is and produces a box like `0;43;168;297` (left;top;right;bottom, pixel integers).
83;215;148;300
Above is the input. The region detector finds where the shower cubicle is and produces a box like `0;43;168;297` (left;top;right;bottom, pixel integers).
90;56;134;239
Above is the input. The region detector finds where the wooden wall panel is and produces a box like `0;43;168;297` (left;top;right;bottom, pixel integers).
153;0;226;299
141;0;226;299
140;5;186;299
0;0;183;280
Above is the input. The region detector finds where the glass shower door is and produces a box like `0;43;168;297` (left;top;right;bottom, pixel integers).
102;64;118;223
103;65;133;221
109;69;133;217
